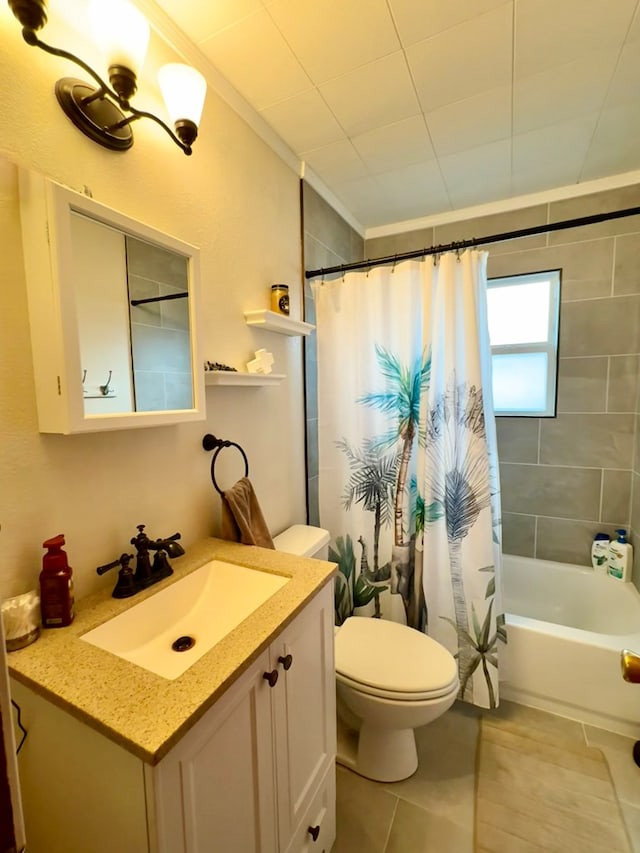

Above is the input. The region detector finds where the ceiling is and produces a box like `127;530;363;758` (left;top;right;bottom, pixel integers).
149;0;640;231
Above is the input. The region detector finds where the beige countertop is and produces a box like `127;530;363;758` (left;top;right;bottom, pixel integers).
8;538;336;766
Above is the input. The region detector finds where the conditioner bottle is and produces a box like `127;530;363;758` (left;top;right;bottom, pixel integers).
607;529;633;582
40;534;75;627
591;532;610;574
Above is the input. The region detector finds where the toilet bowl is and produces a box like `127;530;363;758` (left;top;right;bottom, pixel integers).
273;524;460;783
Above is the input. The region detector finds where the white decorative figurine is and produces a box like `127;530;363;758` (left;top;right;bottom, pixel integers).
246;349;274;375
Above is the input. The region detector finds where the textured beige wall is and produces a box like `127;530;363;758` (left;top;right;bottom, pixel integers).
0;8;306;600
367;186;640;576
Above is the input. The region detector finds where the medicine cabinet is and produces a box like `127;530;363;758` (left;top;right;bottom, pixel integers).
19;169;205;433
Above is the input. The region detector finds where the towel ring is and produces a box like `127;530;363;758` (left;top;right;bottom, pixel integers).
202;433;249;496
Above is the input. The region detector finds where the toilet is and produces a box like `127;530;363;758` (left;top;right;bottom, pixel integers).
273;524;460;783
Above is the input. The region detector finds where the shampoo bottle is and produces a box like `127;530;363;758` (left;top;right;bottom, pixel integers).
39;534;75;627
591;533;610;574
607;529;633;582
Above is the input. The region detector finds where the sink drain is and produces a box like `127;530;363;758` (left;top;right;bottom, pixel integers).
172;635;196;653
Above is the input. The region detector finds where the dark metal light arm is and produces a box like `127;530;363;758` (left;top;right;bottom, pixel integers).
113;103;195;154
19;26;194;155
22;26;114;101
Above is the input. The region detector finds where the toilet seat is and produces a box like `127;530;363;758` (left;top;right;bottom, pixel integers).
336;671;458;702
335;617;458;701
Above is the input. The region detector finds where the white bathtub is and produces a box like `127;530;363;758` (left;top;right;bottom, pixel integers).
501;554;640;737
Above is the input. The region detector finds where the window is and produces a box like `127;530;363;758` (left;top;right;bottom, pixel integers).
487;270;561;417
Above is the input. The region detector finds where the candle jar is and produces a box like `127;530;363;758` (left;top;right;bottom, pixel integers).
271;284;289;315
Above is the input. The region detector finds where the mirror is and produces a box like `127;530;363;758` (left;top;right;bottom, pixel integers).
72;213;194;415
18;167;205;433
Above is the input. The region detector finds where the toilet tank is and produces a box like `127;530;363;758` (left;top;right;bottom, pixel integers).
273;525;330;560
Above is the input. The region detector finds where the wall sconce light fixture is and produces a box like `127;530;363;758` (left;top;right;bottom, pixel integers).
8;0;207;155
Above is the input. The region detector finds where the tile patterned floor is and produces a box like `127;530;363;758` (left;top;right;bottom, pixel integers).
477;714;629;852
333;701;640;853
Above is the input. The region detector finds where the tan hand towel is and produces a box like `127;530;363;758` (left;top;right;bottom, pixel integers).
220;477;275;550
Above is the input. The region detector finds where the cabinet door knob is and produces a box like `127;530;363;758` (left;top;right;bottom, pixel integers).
308;825;320;842
278;653;293;671
263;669;279;687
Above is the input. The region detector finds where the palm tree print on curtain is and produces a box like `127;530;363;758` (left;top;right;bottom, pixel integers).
416;251;504;708
312;251;504;709
341;346;444;629
333;534;380;626
334;438;396;618
313;262;425;628
421;376;502;703
358;346;430;628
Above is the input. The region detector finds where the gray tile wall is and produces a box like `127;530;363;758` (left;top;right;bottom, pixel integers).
301;181;364;525
367;184;640;578
126;237;193;411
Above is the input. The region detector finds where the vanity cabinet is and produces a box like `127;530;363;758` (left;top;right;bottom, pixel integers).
10;582;336;853
154;582;335;852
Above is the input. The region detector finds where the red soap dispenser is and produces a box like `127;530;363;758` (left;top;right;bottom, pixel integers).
40;534;75;628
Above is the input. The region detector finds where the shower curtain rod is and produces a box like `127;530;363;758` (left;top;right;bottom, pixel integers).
304;204;640;279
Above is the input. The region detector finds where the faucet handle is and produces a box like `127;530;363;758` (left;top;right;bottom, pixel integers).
97;553;132;575
152;532;185;558
151;550;174;581
112;554;137;599
96;557;120;576
96;554;137;598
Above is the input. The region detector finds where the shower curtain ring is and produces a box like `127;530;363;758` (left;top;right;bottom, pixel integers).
392;254;398;272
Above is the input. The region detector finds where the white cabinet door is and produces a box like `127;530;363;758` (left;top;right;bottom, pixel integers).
271;583;336;851
153;648;278;853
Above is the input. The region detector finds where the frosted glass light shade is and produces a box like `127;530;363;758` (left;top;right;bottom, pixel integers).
89;0;150;74
158;64;207;127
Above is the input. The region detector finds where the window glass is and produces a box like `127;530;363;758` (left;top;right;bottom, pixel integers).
492;352;548;413
487;281;550;345
487;270;560;417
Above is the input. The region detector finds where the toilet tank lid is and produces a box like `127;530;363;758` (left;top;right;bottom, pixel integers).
273;524;330;557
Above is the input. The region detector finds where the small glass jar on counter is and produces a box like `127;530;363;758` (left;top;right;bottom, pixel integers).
2;590;40;651
271;284;289;315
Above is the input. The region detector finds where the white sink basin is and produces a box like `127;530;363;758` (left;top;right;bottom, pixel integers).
81;560;289;680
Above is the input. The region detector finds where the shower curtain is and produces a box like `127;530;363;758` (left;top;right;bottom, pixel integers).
313;251;504;708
